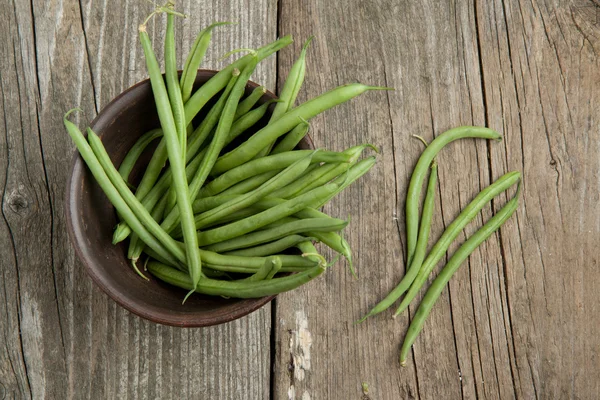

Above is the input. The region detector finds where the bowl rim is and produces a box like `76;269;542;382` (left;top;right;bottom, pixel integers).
64;69;309;327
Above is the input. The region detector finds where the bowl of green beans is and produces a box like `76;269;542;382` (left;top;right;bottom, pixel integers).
64;4;382;328
66;70;309;327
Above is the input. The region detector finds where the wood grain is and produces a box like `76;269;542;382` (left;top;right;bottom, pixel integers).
274;0;600;399
2;0;600;398
1;0;276;398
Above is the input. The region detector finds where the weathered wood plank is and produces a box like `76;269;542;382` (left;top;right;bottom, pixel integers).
274;1;524;399
477;0;600;398
1;0;276;398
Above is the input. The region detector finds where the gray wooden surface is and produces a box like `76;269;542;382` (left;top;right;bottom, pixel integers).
1;0;599;399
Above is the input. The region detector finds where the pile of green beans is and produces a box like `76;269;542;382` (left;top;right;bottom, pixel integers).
63;3;382;302
359;128;521;367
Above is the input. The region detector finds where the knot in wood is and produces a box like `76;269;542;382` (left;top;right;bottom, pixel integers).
5;189;29;214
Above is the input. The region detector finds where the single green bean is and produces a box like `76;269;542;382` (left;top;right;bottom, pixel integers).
196;182;340;246
200;150;351;197
63;111;180;268
316;156;377;208
117;128;162;183
295;241;321;264
358;162;438;322
394;170;521;317
234;86;267;119
224;235;314;257
271;121;310;154
180;22;234;103
211;84;391;174
405;126;502;267
139;24;202;294
165;11;186;161
254;36;313;158
204;217;348;253
399;183;520;366
148;260;327;298
218;170;280;196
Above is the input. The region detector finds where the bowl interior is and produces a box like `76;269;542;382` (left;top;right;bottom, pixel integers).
66;70;313;327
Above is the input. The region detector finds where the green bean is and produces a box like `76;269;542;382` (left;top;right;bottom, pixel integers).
165;11;186;160
204;217;348;253
139;24;202;295
271;121;310;155
405;126;502;267
128;192;169;262
234;86;266;119
196;182;340;246
193;153;316;231
192;194;239;213
148;260;327;298
224;235;314;257
184;35;292;126
308;230;354;274
399;183;520;366
295;241;321;264
358;162;438;322
244;256;281;281
117;128;162;183
180;22;233;103
254;36;313;158
63;111;180;268
211;84;391;174
394;171;521;317
200;150;351;197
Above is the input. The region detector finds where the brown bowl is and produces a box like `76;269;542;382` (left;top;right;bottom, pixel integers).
65;70;313;327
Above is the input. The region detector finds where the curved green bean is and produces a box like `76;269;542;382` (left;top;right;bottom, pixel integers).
394;170;521;317
399;183;520;366
117;128;162;183
244;256;281;281
405;126;502;267
359;161;438;322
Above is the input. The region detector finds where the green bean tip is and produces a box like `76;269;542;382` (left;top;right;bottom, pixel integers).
219;48;258;62
368;85;395;91
302;35;315;51
64;107;83;121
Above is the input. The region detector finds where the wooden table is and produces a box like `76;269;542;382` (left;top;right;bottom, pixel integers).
2;1;599;399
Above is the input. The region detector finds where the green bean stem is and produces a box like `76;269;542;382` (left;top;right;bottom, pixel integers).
405;126;502;267
117;128;163;183
394;170;521;317
399;183;520;366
